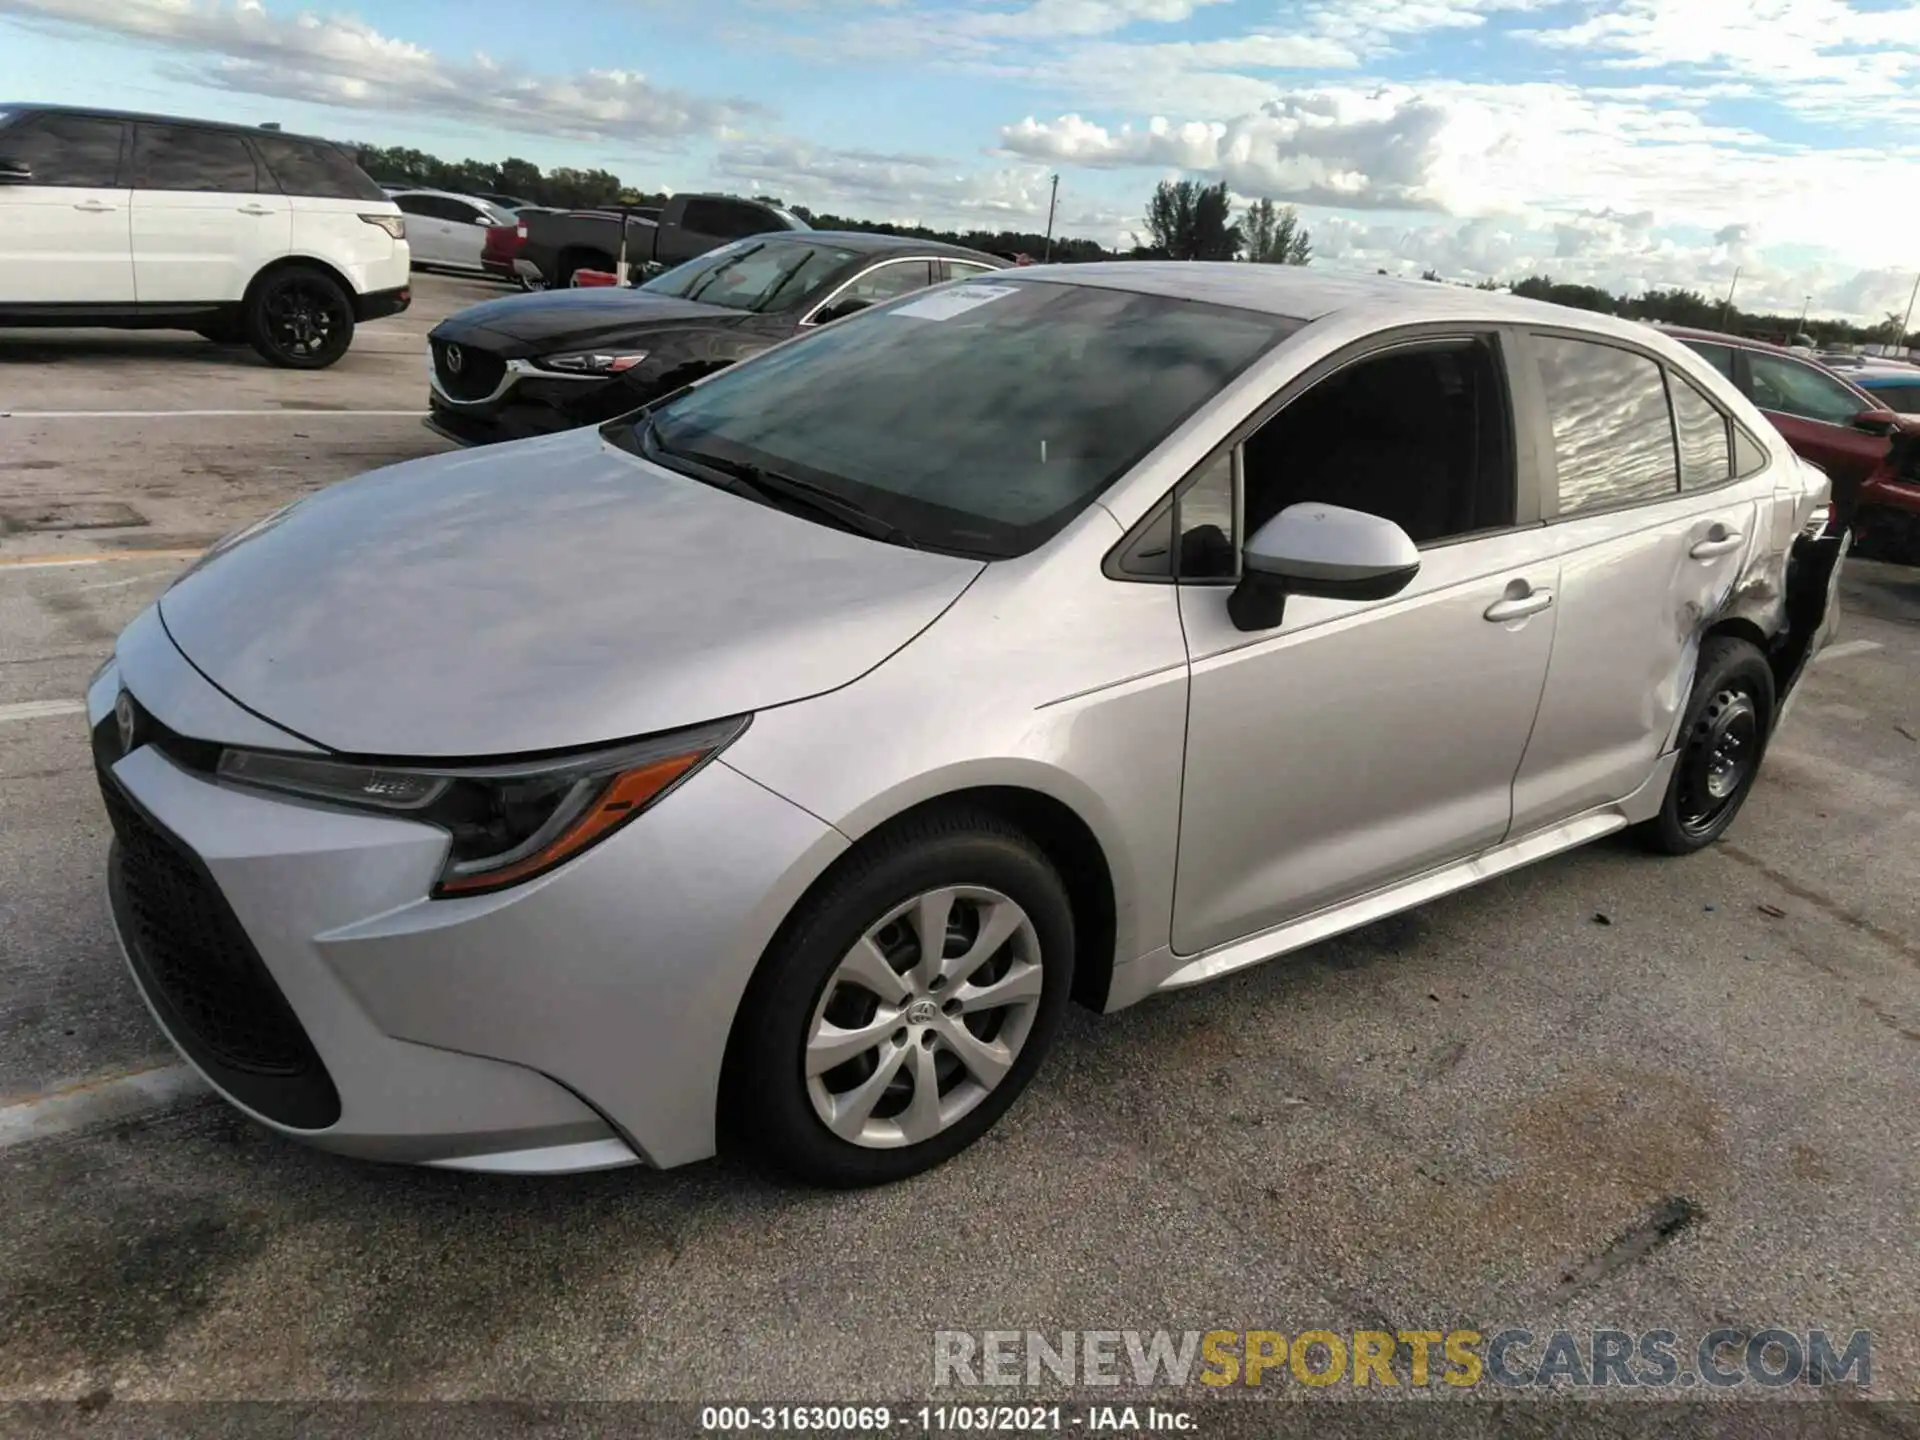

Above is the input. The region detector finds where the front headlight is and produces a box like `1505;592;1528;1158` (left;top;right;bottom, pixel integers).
533;350;648;375
216;716;747;897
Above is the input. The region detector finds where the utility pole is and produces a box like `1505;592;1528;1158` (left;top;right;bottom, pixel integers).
1797;294;1811;333
1718;267;1741;332
1899;272;1920;355
1042;174;1059;263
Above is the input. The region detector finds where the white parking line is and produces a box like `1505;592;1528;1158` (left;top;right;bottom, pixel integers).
1;409;428;419
0;551;203;571
0;1063;205;1151
0;699;87;724
1817;640;1884;664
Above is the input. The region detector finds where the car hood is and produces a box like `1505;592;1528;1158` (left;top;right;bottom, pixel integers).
157;431;984;758
433;288;754;353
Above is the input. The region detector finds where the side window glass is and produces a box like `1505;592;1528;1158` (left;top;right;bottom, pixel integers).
253;136;385;201
1533;336;1678;515
0;114;124;187
1669;371;1733;491
133;125;258;192
1240;338;1515;545
1682;341;1737;380
1733;426;1769;477
1747;354;1864;425
1175;451;1236;579
839;261;936;307
946;261;996;280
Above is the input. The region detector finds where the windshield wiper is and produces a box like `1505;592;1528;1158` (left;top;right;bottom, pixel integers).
635;417;918;549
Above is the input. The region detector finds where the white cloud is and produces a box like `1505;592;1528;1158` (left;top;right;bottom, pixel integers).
0;0;763;142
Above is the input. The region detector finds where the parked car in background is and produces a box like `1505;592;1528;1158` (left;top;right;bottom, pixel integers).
480;210;558;291
473;190;536;212
1668;326;1920;562
519;192;810;289
387;189;513;273
0;103;409;368
426;230;1006;445
91;268;1843;1185
1855;368;1920;416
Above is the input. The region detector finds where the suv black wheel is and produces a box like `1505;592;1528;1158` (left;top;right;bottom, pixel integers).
1634;635;1776;855
244;266;355;370
721;808;1075;1188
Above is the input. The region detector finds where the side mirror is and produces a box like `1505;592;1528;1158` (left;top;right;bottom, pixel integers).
0;157;32;184
1227;503;1420;632
1851;408;1901;437
813;297;872;325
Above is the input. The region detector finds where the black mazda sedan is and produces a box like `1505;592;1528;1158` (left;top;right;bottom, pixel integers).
425;231;1007;445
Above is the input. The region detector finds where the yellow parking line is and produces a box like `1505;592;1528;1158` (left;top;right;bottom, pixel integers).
0;549;203;570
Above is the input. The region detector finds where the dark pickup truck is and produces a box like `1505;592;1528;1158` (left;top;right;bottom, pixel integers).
520;193;812;288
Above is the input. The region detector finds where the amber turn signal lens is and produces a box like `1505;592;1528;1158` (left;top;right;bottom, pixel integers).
433;752;702;896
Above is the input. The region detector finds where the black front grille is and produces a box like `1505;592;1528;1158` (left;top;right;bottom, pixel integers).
99;759;341;1129
431;338;506;401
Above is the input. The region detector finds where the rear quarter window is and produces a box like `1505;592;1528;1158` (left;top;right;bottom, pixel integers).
254;135;387;201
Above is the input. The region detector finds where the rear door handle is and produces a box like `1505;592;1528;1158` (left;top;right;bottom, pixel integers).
72;201;115;213
237;204;277;216
1690;530;1745;560
1485;588;1554;622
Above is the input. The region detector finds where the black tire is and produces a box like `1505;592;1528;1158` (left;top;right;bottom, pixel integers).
722;809;1075;1188
1633;636;1775;855
244;265;355;370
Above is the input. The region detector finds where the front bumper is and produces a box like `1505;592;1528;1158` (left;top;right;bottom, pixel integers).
425;349;621;446
90;621;848;1172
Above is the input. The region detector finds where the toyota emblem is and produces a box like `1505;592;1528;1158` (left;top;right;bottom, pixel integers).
445;343;464;375
114;690;140;754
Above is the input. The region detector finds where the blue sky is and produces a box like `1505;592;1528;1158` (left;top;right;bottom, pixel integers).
4;0;1920;320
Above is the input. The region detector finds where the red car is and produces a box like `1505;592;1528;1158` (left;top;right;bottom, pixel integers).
1665;326;1920;561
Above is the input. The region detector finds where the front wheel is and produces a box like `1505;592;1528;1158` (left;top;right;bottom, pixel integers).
1634;636;1776;855
244;266;355;370
722;811;1075;1187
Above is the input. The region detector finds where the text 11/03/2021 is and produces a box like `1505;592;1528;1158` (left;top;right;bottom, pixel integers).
699;1405;1196;1432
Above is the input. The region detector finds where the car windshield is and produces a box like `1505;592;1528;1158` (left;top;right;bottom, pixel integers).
639;239;859;313
616;279;1301;557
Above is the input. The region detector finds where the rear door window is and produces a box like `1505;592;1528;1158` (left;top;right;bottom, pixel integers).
1747;353;1867;426
132;125;260;192
1681;340;1737;380
1533;336;1679;515
0;112;125;187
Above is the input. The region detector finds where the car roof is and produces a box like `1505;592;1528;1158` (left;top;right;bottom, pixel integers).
0;101;344;151
1002;260;1688;336
1855;368;1920;385
769;230;1006;265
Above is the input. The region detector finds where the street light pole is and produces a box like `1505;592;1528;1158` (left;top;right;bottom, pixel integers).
1797;294;1810;333
1043;173;1059;263
1718;267;1741;331
1899;272;1920;355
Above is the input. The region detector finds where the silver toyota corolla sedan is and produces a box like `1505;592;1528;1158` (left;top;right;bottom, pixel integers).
90;265;1847;1187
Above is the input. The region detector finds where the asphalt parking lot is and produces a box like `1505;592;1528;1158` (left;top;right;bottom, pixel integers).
3;275;1920;1411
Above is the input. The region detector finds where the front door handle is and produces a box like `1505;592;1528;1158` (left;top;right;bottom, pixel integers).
237;204;277;216
1485;588;1554;623
72;200;115;213
1690;529;1745;560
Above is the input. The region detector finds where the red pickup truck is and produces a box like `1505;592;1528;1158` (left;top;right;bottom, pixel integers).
1666;326;1920;563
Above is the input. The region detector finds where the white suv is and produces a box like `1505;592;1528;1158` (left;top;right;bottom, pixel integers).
0;104;411;369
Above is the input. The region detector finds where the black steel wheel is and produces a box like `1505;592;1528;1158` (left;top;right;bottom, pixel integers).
244;266;355;370
1634;636;1775;855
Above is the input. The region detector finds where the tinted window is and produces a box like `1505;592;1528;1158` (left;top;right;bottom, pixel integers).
641;238;860;313
1864;381;1920;414
1682;340;1737;379
253;135;385;201
0;113;124;186
1747;353;1866;425
1243;339;1514;546
683;198;775;240
1669;371;1732;491
946;261;998;280
395;193;478;222
1535;336;1678;515
132;125;258;192
629;282;1298;557
823;260;936;314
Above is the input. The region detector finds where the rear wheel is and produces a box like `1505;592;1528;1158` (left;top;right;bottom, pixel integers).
1634;636;1775;855
244;266;355;370
722;810;1074;1187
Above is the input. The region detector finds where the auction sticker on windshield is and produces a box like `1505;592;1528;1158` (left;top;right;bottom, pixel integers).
889;284;1021;321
